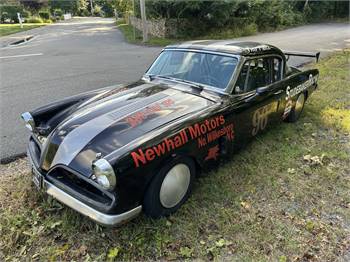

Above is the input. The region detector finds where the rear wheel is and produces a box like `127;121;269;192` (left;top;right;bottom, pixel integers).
287;92;306;123
143;157;195;218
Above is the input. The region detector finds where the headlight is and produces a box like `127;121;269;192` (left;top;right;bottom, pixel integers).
21;112;35;132
92;159;116;191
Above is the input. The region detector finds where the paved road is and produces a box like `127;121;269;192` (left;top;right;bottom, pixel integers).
0;18;349;161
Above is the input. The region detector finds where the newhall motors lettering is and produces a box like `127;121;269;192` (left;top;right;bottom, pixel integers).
131;115;234;168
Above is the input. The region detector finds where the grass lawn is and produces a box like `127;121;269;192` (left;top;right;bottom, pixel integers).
0;23;47;37
0;50;349;261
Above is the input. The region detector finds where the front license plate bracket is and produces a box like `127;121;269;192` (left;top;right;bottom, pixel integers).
32;167;43;190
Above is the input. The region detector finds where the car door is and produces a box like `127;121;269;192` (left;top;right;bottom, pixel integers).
230;56;281;144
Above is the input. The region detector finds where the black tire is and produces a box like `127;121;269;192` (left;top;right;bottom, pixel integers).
143;157;196;218
287;92;306;123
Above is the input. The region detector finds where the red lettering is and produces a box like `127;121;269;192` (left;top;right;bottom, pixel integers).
145;148;155;161
174;135;182;147
153;142;166;156
204;120;212;132
162;98;174;107
200;124;207;134
219;115;225;125
188;124;201;139
165;138;175;151
198;137;207;148
131;149;147;168
210;119;217;129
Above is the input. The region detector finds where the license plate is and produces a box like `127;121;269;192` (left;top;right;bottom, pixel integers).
32;166;43;190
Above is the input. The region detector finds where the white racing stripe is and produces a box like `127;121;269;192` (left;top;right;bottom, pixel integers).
0;53;43;59
50;91;171;168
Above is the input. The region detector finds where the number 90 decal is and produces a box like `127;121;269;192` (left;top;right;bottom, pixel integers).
252;103;276;136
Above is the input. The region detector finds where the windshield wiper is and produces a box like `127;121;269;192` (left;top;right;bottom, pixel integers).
174;78;204;91
148;75;204;91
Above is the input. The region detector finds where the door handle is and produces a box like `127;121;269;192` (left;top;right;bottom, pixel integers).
274;90;283;95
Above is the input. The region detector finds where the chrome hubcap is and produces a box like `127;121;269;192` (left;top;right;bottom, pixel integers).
295;93;305;116
159;164;191;208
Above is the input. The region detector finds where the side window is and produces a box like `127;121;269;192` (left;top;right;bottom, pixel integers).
234;57;282;94
234;62;249;94
272;57;282;82
246;58;270;92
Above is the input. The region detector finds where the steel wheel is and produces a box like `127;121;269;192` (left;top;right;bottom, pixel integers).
143;157;195;218
159;164;191;208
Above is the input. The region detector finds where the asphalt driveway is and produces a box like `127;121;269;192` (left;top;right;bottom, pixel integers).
0;17;349;161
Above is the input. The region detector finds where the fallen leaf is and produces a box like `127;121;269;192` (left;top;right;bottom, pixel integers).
107;247;120;261
241;201;251;209
179;247;193;258
50;221;63;229
215;239;226;248
287;168;296;174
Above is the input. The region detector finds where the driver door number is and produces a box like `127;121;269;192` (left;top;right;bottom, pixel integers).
252;103;276;136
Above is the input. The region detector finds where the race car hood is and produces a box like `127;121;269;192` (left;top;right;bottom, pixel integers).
39;80;215;176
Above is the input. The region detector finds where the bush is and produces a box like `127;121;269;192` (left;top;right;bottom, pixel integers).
241;23;258;36
25;16;43;23
93;4;102;17
0;5;24;23
0;11;9;23
38;10;50;20
81;9;90;17
42;18;52;23
52;9;63;17
22;10;31;18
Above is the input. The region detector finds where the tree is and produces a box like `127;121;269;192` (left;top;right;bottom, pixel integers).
20;0;48;12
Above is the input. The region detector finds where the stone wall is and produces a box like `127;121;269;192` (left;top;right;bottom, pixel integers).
129;16;166;38
129;16;208;38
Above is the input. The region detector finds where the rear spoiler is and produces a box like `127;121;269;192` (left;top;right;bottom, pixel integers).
283;51;321;63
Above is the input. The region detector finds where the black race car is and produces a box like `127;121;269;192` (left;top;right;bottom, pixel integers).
21;41;320;226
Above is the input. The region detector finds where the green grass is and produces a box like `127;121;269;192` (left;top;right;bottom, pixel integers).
0;50;349;261
0;23;47;37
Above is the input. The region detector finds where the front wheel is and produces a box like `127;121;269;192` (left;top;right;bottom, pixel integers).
143;157;196;218
287;92;306;123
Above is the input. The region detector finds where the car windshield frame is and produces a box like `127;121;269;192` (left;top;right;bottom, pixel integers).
145;48;241;94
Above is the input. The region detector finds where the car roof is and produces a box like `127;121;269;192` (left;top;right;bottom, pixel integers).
164;40;284;57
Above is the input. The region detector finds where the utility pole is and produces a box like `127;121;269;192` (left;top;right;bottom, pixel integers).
140;0;148;42
132;0;136;41
90;0;94;16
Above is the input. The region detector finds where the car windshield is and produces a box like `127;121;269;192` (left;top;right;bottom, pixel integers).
146;50;238;90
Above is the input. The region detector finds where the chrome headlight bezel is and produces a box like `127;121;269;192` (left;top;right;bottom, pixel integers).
21;112;35;132
92;159;116;191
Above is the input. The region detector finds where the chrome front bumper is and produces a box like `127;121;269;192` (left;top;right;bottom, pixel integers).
45;181;142;226
27;150;142;226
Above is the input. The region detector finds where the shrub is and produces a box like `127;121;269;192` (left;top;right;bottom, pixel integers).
53;8;63;17
241;23;258;36
93;4;102;17
0;11;9;23
81;9;90;17
0;5;24;23
22;10;31;18
25;16;43;23
42;18;52;23
38;10;50;20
